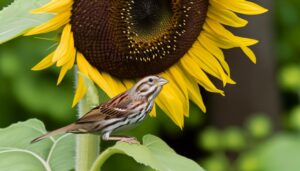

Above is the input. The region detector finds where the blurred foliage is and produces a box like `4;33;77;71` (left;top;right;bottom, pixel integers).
276;0;300;107
1;0;300;171
0;32;77;128
246;114;272;139
289;106;300;131
198;114;300;171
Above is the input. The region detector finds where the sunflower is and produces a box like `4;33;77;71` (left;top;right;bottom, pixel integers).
25;0;267;128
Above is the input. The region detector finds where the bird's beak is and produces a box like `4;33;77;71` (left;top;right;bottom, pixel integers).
158;77;168;85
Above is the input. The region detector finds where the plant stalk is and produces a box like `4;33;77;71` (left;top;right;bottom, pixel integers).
75;68;100;171
90;148;124;171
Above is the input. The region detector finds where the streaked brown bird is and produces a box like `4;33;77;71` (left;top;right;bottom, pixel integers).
31;75;168;144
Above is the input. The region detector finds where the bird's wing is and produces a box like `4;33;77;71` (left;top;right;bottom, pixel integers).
75;106;106;124
76;92;135;123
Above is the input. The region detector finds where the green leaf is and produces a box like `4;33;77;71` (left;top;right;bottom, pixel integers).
0;149;50;171
0;0;52;44
0;119;75;171
91;134;205;171
47;134;75;171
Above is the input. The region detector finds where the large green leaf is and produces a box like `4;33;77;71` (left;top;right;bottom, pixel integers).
91;134;205;171
0;0;52;44
0;149;50;171
0;119;75;171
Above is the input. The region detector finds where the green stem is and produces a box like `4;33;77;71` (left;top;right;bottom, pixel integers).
75;68;100;171
76;104;100;171
90;148;125;171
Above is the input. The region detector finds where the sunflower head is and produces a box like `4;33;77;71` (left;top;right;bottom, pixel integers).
71;0;208;78
26;0;267;128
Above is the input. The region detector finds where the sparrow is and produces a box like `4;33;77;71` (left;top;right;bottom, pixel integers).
31;75;168;144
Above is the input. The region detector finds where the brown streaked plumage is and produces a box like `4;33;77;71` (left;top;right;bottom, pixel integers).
31;75;168;144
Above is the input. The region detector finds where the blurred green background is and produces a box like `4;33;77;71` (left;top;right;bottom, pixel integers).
1;0;300;171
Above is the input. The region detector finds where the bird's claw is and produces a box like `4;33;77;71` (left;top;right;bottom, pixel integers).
119;137;140;144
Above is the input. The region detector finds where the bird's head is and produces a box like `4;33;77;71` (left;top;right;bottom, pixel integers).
130;75;168;100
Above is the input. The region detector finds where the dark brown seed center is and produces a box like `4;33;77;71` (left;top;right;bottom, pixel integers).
71;0;208;78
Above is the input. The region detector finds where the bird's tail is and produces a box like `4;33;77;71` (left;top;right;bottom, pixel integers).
31;123;77;144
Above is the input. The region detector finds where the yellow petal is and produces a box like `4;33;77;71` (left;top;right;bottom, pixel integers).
241;46;257;63
72;75;87;107
198;34;230;75
53;24;72;62
204;19;258;47
76;53;111;96
32;0;72;14
210;0;268;15
189;50;227;86
204;19;257;63
238;37;259;46
122;79;135;90
179;67;207;113
31;52;55;70
56;32;76;66
164;72;189;117
56;50;75;85
76;52;89;74
149;104;157;117
168;65;190;117
208;5;248;27
90;69;112;95
156;82;185;129
180;54;224;95
57;65;68;85
101;72;127;97
25;10;71;35
203;31;237;49
189;42;235;86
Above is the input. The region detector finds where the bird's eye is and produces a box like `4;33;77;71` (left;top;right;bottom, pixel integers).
149;78;153;82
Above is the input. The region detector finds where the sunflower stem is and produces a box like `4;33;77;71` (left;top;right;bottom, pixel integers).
90;148;125;171
75;68;100;171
